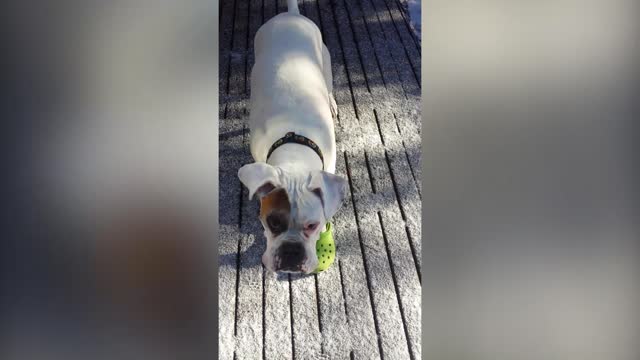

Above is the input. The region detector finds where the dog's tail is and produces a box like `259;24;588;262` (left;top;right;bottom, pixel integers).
287;0;300;14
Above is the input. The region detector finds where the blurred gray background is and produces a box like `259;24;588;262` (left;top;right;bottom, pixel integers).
422;1;639;359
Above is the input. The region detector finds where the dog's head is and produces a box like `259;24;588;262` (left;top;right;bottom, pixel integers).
238;163;347;274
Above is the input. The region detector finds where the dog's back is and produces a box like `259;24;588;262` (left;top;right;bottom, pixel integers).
249;3;335;168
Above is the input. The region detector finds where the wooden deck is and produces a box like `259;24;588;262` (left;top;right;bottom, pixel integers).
219;0;421;359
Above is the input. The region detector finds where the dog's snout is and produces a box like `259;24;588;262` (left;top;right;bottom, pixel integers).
275;242;305;271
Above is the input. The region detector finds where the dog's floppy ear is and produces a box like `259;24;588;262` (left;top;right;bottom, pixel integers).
308;171;348;220
238;162;281;200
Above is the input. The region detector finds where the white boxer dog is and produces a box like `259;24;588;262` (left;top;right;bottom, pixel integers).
238;0;347;274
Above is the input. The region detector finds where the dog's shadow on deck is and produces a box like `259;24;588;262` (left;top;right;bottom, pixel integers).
218;203;264;271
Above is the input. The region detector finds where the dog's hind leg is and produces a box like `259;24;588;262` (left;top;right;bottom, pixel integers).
322;44;337;118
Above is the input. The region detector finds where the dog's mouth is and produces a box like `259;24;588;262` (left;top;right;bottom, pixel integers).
274;255;307;273
266;254;316;274
262;240;317;274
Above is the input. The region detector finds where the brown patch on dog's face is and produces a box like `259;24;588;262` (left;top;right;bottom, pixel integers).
259;188;291;236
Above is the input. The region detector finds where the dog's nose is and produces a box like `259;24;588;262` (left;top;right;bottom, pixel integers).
275;242;305;271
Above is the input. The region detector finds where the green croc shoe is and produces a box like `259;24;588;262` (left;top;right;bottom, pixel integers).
313;222;335;273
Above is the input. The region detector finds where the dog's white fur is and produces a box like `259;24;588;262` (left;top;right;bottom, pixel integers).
238;1;346;274
249;1;337;172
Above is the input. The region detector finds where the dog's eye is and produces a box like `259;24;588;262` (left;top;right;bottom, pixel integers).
267;215;286;233
305;223;318;231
